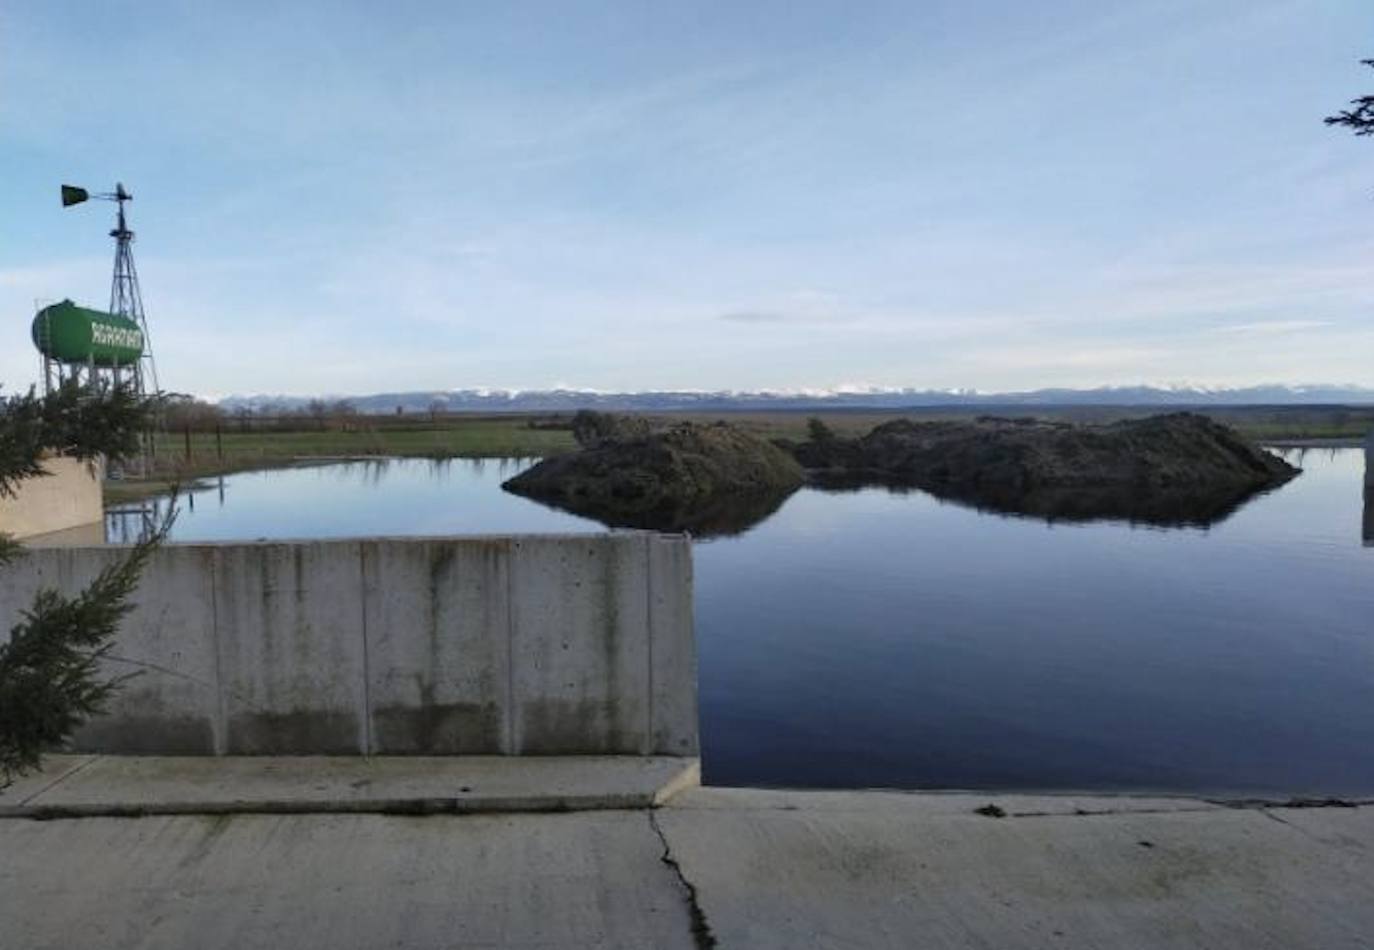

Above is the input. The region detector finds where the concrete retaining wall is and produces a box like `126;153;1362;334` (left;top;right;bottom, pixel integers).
1365;428;1373;490
0;534;697;757
0;456;103;540
1365;430;1373;546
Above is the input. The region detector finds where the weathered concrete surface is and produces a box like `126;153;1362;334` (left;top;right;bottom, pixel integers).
215;541;370;754
2;783;1371;949
0;534;697;756
0;454;102;539
361;538;511;754
1365;427;1373;489
658;788;1374;949
0;754;700;817
0;811;699;950
1364;490;1373;547
0;545;223;755
19;518;106;546
1365;430;1373;545
509;535;650;754
648;536;698;756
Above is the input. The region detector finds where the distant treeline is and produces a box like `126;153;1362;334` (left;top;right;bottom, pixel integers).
160;395;1374;441
160;395;573;434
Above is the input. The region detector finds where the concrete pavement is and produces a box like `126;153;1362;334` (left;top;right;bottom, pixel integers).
660;788;1374;949
2;759;1373;949
0;809;700;950
0;754;700;817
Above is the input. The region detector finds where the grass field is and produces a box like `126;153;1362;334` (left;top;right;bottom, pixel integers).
106;417;577;502
107;405;1373;503
660;405;1374;442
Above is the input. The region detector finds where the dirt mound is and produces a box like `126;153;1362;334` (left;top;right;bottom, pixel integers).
504;418;804;536
790;413;1300;526
570;410;658;447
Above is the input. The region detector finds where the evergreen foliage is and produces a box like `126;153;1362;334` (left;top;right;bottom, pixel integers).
0;532;162;783
1326;60;1374;136
0;380;147;498
806;417;836;444
0;381;159;788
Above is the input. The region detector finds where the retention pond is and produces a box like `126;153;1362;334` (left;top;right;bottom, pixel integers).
106;448;1374;796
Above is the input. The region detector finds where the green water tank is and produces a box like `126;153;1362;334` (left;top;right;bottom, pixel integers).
31;299;144;367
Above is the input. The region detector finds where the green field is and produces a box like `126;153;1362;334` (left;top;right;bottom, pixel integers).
107;416;577;502
659;405;1374;443
155;419;575;464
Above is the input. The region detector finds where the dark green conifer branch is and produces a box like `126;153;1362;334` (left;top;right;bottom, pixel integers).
1325;59;1374;136
0;381;163;787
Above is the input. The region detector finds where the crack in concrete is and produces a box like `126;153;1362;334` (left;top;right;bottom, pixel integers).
1007;806;1218;819
1005;797;1368;819
1258;808;1341;852
1004;797;1372;820
648;809;718;950
1210;797;1373;810
13;755;102;806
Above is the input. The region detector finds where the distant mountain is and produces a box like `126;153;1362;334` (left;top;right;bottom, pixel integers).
218;384;1374;414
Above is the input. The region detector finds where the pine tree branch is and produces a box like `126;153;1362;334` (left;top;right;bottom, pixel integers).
0;498;177;786
0;380;153;498
0;377;166;788
1325;59;1374;136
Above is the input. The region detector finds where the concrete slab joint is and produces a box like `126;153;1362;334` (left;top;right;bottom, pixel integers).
0;533;699;757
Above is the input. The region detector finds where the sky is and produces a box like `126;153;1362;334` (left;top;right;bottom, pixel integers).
2;0;1372;398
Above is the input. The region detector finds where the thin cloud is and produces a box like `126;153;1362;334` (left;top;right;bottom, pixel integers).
718;311;850;325
1207;320;1334;338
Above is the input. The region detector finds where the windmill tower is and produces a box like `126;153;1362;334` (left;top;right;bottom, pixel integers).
54;182;160;397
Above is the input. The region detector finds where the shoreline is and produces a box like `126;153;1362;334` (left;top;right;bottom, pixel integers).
1261;436;1364;448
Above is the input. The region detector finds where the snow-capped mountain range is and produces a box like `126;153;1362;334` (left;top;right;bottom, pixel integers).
217;384;1374;414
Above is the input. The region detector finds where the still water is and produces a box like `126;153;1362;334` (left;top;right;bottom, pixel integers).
108;449;1374;795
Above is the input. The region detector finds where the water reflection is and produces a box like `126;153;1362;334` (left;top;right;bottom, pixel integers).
509;465;1289;536
106;492;178;544
1276;446;1373;547
104;457;579;543
809;472;1279;528
514;487;795;539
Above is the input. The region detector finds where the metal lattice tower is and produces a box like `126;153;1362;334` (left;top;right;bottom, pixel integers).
105;183;160;397
56;181;163;475
57;181;160;398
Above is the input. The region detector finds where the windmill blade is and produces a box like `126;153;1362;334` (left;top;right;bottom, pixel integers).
60;184;89;207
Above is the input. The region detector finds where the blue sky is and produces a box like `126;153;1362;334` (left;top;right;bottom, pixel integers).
2;1;1372;397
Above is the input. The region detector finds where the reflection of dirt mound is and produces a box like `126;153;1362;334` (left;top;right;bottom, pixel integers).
515;486;795;538
503;419;803;538
791;413;1300;527
811;471;1280;527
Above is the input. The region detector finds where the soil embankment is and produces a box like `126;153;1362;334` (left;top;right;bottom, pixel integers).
788;412;1300;525
503;415;803;536
505;411;1300;531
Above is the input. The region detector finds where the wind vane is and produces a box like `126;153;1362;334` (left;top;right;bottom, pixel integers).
38;182;161;397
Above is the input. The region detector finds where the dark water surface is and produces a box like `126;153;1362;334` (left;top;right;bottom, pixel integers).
108;449;1374;795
